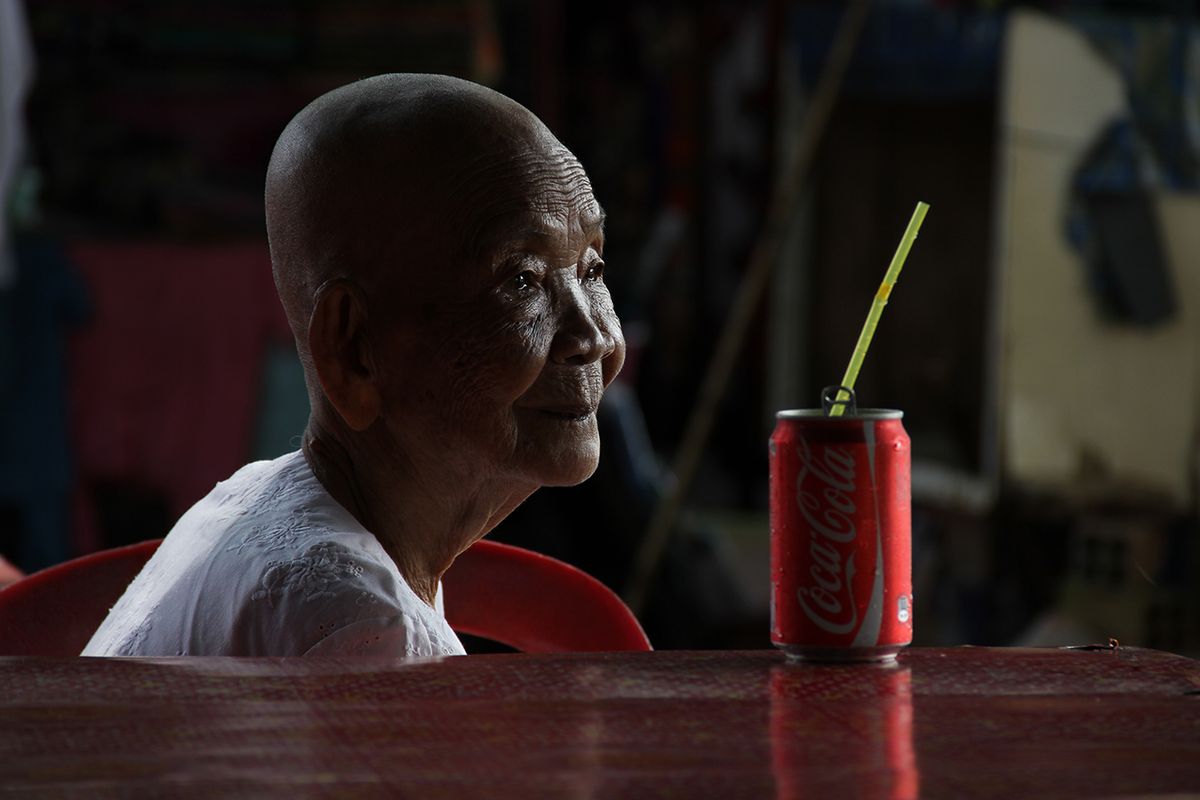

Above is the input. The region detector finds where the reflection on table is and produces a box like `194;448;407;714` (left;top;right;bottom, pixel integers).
2;647;1198;797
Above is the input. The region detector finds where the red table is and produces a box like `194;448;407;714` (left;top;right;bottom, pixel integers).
3;647;1198;797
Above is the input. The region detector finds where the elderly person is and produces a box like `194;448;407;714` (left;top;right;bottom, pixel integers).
83;74;623;657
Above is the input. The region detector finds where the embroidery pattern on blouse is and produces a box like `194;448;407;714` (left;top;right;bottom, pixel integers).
251;541;366;608
226;467;320;555
228;508;318;555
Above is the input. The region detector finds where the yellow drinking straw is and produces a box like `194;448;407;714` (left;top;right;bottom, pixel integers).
828;201;929;417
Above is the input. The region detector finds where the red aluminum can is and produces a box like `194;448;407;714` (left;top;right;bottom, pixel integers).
770;408;912;662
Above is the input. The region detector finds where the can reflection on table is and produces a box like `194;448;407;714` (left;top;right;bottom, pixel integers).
769;408;913;662
769;662;918;800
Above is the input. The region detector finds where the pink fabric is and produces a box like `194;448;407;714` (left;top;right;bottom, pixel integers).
69;242;293;546
0;555;22;589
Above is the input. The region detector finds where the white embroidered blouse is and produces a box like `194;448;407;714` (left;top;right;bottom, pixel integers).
82;450;466;658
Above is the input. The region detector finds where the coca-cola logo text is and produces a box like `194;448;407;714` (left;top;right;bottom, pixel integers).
794;436;860;635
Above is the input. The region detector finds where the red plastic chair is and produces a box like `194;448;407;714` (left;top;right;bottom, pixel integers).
441;540;651;653
0;539;159;657
0;539;650;656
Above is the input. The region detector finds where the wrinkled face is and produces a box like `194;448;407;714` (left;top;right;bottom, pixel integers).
371;135;624;489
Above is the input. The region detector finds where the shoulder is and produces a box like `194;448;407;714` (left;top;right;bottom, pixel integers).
162;450;321;555
248;538;392;610
232;530;399;653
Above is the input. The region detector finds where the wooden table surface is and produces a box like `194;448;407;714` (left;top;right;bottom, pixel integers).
3;646;1198;798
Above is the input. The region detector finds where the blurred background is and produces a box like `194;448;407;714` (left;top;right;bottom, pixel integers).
0;0;1197;654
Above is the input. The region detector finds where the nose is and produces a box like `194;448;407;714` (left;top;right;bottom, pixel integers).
549;281;617;366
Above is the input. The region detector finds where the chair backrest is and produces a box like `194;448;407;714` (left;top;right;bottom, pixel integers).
442;539;652;653
0;538;650;656
0;539;161;656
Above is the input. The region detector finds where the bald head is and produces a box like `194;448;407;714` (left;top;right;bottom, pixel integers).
265;73;576;345
266;73;620;495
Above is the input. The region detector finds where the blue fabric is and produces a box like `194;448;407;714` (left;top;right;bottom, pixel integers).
789;4;1003;100
0;236;90;569
1066;13;1199;325
1074;12;1199;191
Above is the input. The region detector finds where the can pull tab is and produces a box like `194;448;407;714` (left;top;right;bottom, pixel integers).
821;385;857;417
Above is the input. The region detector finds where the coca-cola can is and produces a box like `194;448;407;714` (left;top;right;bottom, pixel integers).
769;407;912;662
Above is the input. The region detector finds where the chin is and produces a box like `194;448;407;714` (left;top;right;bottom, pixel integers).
529;442;601;487
544;460;599;487
512;411;602;487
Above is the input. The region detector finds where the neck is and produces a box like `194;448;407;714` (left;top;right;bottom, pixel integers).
301;415;535;607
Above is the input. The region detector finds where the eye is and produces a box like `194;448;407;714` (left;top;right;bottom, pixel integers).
583;261;605;283
510;270;537;291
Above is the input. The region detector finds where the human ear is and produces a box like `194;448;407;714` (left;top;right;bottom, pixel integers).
307;278;382;431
